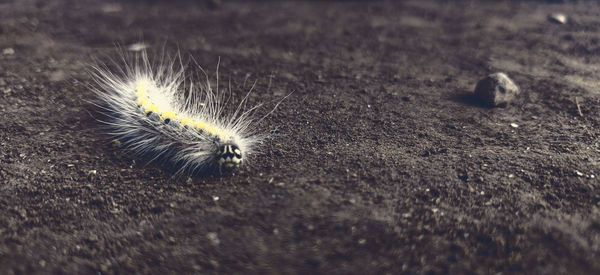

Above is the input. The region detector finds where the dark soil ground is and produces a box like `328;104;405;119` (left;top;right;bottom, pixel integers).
1;0;599;274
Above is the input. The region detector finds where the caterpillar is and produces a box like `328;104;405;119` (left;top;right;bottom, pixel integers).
89;49;270;176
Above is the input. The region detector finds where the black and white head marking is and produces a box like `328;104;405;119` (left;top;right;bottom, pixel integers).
216;143;243;171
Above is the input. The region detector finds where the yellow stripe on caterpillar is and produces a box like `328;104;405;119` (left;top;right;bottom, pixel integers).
136;86;149;106
137;97;148;106
136;79;150;94
145;104;159;114
160;111;178;121
195;121;226;139
180;117;194;128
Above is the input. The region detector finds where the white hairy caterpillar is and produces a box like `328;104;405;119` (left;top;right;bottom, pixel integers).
89;49;273;176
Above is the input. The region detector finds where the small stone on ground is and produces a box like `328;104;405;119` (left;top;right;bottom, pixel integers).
548;13;567;24
473;72;520;107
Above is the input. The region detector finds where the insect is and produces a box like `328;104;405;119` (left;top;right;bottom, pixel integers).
89;48;274;176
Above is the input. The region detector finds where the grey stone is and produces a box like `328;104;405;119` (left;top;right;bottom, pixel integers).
474;72;520;107
548;13;567;24
2;48;14;55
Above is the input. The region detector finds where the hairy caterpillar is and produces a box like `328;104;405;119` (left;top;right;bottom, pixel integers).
89;49;270;176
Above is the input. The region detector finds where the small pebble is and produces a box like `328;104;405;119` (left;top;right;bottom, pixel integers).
49;70;67;82
575;170;584;177
87;170;97;180
474;72;520;107
2;48;14;55
127;43;149;52
510;123;519;128
206;232;220;246
111;139;122;148
548;13;567;24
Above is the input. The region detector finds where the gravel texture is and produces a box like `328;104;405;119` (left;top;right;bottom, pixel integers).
0;0;599;274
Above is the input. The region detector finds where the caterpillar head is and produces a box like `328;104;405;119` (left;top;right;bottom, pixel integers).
216;143;243;172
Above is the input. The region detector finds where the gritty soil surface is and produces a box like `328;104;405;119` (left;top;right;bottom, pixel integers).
1;0;600;274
